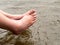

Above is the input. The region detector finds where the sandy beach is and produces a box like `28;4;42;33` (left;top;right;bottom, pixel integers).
0;0;60;45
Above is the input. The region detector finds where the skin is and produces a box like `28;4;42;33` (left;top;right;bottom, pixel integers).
0;10;24;20
0;9;36;35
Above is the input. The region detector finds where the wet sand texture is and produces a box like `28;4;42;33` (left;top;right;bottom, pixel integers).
0;0;60;45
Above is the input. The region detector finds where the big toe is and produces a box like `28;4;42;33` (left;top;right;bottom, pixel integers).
25;9;36;15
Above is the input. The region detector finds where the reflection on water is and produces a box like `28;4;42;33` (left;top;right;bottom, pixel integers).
0;29;34;45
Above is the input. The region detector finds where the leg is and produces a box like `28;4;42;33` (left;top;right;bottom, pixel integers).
0;10;24;20
0;13;19;30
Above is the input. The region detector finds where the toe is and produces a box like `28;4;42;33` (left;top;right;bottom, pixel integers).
31;13;36;16
29;20;36;26
25;9;36;15
31;13;37;18
34;16;36;18
32;20;36;23
32;17;36;21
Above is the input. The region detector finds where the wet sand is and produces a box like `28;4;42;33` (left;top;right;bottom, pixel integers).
0;0;60;45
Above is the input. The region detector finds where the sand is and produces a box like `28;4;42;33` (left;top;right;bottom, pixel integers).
0;0;60;45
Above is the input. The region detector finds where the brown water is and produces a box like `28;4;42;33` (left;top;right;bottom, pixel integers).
0;0;60;45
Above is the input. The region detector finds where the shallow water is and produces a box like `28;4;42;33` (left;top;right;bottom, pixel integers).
0;0;60;45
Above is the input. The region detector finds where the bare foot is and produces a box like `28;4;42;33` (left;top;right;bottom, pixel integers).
13;9;36;34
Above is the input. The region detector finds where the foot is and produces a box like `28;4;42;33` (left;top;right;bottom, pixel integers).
13;9;36;34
